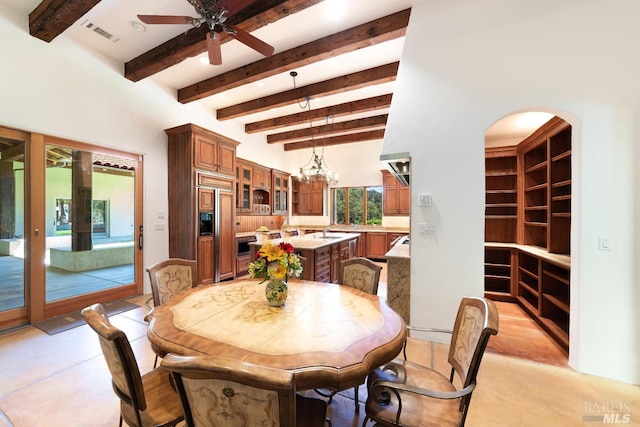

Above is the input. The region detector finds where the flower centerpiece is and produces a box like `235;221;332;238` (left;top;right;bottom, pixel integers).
249;242;303;306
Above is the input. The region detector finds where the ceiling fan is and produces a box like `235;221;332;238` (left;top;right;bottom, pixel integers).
137;0;275;65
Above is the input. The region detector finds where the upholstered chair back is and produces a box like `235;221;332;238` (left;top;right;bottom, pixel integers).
83;303;145;410
163;354;296;426
339;257;382;295
147;258;197;307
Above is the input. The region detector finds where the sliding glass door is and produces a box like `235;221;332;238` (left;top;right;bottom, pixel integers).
44;143;137;304
0;127;144;329
0;128;27;328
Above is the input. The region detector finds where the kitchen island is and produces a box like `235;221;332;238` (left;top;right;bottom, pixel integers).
385;235;410;324
250;232;360;283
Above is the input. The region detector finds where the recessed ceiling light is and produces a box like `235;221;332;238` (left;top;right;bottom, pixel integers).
257;82;264;87
131;21;146;32
199;56;209;65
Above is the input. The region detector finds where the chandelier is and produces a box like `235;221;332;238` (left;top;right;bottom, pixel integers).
291;71;338;185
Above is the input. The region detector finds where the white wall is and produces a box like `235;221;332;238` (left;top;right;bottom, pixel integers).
0;2;281;291
385;0;639;384
0;3;392;290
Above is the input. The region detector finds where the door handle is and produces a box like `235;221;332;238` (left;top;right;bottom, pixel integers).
139;225;144;249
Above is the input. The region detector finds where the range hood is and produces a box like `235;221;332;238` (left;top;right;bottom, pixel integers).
380;152;411;186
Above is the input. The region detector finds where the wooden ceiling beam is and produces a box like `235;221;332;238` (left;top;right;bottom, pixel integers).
283;129;386;151
216;62;398;120
178;9;410;103
125;0;322;82
245;94;393;133
29;0;103;43
267;114;388;143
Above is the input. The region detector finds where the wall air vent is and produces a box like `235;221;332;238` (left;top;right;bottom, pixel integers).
80;20;120;43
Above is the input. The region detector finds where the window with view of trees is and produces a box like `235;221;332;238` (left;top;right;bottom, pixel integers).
332;186;383;225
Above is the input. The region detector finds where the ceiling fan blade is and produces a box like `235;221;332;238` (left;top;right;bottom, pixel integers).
217;0;257;18
137;15;196;25
228;25;274;58
206;32;223;65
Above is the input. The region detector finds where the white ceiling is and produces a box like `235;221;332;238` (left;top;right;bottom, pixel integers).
8;0;548;145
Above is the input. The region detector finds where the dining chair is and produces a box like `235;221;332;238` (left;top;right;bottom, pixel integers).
316;257;383;411
362;296;499;427
146;258;198;307
81;303;184;427
162;353;331;427
146;258;197;367
339;257;382;295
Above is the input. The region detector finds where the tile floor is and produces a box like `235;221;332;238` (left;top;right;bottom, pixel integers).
1;276;638;426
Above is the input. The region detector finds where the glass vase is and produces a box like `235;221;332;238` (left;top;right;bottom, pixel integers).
265;278;288;306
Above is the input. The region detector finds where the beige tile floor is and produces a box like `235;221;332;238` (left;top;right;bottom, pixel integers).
1;294;638;426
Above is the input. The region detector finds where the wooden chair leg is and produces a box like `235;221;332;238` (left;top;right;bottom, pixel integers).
354;385;360;412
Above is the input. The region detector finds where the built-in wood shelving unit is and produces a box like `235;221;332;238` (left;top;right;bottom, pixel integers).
484;116;572;352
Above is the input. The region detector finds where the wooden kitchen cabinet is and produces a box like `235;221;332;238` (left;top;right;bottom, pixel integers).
366;232;389;259
176;125;237;176
199;188;214;211
252;165;271;190
330;244;340;283
382;170;410;216
387;232;406;251
271;169;290;215
165;123;238;284
236;159;252;213
235;158;273;215
217;191;236;281
197;236;215;284
292;178;324;216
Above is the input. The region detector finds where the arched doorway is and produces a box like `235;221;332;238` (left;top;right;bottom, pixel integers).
484;110;573;365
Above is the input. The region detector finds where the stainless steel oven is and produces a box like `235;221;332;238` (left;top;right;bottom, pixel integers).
237;235;256;256
236;235;257;276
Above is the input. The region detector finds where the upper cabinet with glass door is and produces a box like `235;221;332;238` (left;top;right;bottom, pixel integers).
271;169;290;215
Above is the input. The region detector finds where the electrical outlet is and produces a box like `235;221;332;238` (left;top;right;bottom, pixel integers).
419;223;435;235
418;194;432;207
154;223;165;231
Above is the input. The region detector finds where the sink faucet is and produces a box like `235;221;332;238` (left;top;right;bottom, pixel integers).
323;227;328;238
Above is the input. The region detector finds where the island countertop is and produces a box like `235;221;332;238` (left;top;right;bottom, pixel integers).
385;235;410;259
248;231;360;250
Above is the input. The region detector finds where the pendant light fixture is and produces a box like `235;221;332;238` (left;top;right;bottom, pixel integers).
291;71;338;185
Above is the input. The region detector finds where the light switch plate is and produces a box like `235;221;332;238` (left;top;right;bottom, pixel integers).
418;194;432;207
598;236;612;251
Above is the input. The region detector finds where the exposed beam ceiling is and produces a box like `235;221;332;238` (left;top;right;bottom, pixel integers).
217;62;399;120
177;9;410;103
283;129;386;151
29;0;102;42
22;0;413;151
125;0;324;82
267;114;388;143
245;94;393;133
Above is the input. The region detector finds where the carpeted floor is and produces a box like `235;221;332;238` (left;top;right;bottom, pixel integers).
33;299;140;335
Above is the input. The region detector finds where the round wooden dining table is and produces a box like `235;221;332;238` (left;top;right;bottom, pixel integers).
146;278;407;391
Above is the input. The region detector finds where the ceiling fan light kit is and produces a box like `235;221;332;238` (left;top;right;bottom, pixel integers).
137;0;274;65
